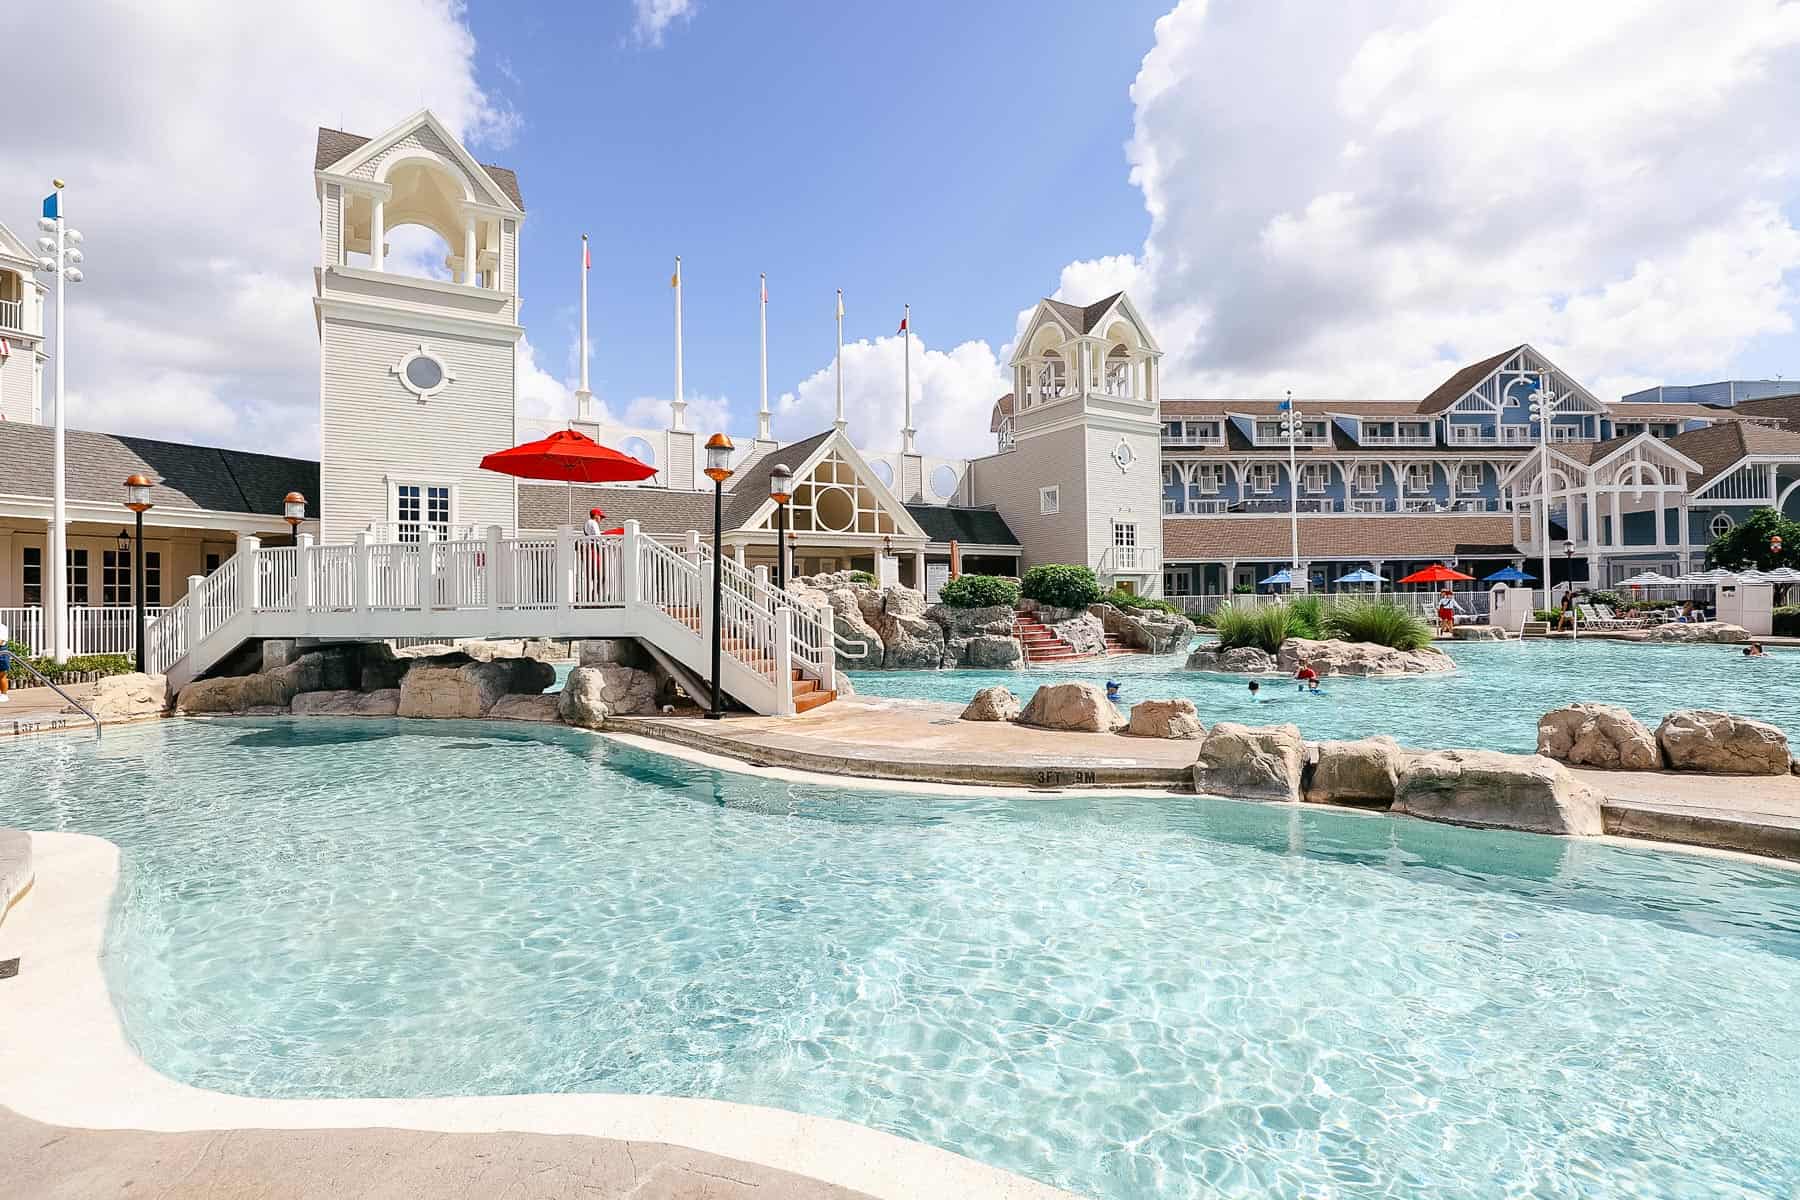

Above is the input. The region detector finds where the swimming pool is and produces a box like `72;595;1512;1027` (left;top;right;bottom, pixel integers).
7;718;1800;1199
851;639;1800;753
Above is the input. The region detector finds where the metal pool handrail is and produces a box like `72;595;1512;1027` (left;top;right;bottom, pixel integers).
9;657;100;735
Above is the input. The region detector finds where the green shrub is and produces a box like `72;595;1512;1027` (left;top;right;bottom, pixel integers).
1534;608;1560;623
1589;590;1624;609
1231;582;1254;595
1775;606;1800;637
1190;609;1217;629
1287;594;1324;640
1103;587;1179;615
1212;602;1305;654
3;644;136;684
848;570;876;585
1020;564;1102;609
938;573;1021;609
1321;599;1432;651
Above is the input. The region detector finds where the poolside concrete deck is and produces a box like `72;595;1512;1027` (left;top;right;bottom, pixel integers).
0;1106;875;1200
609;696;1199;790
2;680;116;737
1577;768;1800;861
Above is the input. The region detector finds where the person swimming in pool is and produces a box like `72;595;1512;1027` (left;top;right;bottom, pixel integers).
1105;680;1122;704
1744;642;1767;657
1247;679;1262;701
1294;664;1318;693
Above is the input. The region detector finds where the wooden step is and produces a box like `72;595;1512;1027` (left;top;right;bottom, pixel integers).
794;688;836;714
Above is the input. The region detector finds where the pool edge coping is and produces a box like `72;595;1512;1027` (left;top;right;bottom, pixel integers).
0;831;1075;1200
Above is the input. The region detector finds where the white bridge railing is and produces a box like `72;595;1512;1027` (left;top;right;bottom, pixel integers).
1;605;170;658
142;521;829;716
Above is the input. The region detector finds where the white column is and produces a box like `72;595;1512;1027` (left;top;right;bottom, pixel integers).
620;521;640;606
775;607;796;716
464;218;478;287
297;533;316;612
732;543;746;566
1654;487;1668;548
912;550;926;589
370;198;385;271
353;531;373;615
236;535;260;614
485;524;502;615
554;526;575;611
416;527;437;610
185;575;206;653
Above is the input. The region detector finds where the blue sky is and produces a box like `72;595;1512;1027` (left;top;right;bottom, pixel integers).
5;1;1799;458
462;0;1171;433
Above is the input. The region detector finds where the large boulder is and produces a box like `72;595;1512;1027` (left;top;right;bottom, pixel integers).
1276;638;1454;677
578;638;650;668
1093;604;1197;655
397;659;554;719
1016;682;1123;732
78;672;167;722
1126;698;1204;740
1537;703;1659;770
1394;750;1605;835
1306;736;1404;807
1048;613;1107;658
926;603;1015;639
1645;621;1750;644
858;586;947;669
359;643;407;692
960;686;1021;722
291;689;400;717
176;670;298;714
557;664;660;728
1451;625;1505;641
488;693;562;722
1192;722;1306;801
951;634;1023;668
1186;645;1277;674
1655;710;1791;775
928;603;1023;668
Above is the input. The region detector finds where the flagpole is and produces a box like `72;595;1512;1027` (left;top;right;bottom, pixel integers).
49;182;69;662
901;304;915;454
574;234;592;422
758;273;771;440
834;288;845;430
672;256;686;431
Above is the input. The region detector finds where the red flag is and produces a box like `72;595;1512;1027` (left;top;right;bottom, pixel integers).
897;315;908;333
583;237;591;270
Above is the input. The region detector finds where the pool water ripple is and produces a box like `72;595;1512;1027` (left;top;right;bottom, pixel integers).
6;717;1800;1199
849;639;1800;753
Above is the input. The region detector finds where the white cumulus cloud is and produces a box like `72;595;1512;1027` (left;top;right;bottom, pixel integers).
1058;0;1800;403
1;0;515;455
632;0;696;47
773;335;1009;459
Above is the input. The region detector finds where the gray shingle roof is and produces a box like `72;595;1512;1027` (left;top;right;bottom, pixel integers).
905;505;1019;546
0;422;318;515
1043;292;1125;335
314;127;525;211
1416;346;1526;414
518;483;713;533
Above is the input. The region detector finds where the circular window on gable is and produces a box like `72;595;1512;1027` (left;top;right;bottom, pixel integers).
871;459;894;486
930;465;959;500
621;436;657;468
1709;512;1735;538
391;343;456;400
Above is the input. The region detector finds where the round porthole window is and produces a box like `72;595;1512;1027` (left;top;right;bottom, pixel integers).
930;465;958;500
871;459;894;486
621;436;657;468
391;343;456;400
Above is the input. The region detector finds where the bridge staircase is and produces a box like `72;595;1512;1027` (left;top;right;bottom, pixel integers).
143;522;837;717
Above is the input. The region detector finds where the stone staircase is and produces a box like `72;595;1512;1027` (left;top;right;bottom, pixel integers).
1011;613;1088;664
1103;633;1146;656
1521;620;1551;638
791;669;836;713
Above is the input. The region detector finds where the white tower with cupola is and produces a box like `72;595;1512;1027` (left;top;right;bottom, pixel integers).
313;110;527;542
0;221;47;424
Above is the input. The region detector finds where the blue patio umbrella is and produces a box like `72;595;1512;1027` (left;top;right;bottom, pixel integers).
1336;568;1386;584
1258;569;1293;587
1484;566;1536;583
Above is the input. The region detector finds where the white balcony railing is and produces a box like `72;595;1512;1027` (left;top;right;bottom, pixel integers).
1358;432;1436;447
1101;543;1160;575
1164;499;1231;516
1162;431;1227;447
0;298;21;332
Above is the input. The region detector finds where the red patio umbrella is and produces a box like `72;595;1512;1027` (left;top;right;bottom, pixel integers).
479;430;657;526
1395;563;1476;585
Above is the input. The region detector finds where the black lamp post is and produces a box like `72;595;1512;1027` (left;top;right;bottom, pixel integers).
123;474;154;672
703;433;735;720
769;463;792;592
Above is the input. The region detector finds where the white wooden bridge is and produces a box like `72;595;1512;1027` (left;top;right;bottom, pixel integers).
143;521;840;716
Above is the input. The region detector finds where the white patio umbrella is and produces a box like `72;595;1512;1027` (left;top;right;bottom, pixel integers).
1618;571;1678;586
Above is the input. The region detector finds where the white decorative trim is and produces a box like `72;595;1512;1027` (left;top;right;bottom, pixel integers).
1110;437;1137;473
390;342;455;400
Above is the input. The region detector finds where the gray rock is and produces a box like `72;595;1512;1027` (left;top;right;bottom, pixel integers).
489;693;563;722
292;689;400;717
80;673;167;721
1047;613;1107;657
1192;722;1306;801
957;634;1023;669
177;670;299;714
1306;736;1403;807
1450;625;1506;641
1645;621;1751;644
259;640;300;672
960;686;1021;722
1276;638;1453;677
926;603;1015;639
577;638;650;668
1187;645;1277;674
558;664;660;728
396;659;554;719
1656;710;1791;774
1537;703;1659;770
1093;603;1197;655
1395;750;1605;835
1016;682;1124;732
1126;698;1204;740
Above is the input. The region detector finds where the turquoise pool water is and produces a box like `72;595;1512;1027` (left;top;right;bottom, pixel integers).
8;718;1800;1199
851;639;1800;753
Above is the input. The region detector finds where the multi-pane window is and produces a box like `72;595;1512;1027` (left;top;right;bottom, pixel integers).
1456;464;1484;494
1039;486;1060;515
66;548;90;606
1246;463;1279;493
103;549;132;605
1404;464;1435;494
1299;463;1329;494
1114;522;1137;548
1353;464;1383;494
1193;463;1225;494
22;546;42;606
396;484;451;542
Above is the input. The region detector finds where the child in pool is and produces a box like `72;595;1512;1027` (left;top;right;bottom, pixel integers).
1105;680;1122;704
1247;679;1261;701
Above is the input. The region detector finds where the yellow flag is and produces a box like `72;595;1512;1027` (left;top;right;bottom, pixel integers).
670;270;679;288
835;290;844;320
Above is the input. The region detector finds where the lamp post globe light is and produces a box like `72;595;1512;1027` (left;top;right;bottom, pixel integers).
703;433;736;720
768;463;793;592
36;180;84;663
123;474;154;673
283;491;307;534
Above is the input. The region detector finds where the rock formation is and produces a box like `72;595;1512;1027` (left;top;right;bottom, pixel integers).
1306;736;1404;806
960;686;1022;722
1016;682;1124;732
557;664;661;728
1276;638;1453;677
1393;750;1605;835
1655;710;1791;774
1536;704;1660;770
1125;698;1204;739
1192;722;1306;801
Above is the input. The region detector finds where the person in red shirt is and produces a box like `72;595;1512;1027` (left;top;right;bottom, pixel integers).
1294;664;1320;693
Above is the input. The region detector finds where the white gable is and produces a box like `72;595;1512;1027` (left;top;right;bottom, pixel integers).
321;109;519;213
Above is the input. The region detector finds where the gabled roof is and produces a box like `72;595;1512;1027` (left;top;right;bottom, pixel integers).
314;118;525;211
0;422;318;515
1416;346;1526;413
1718;393;1800;427
1043;292;1125;335
990;393;1015;432
1669;421;1800;491
0;220;37;267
